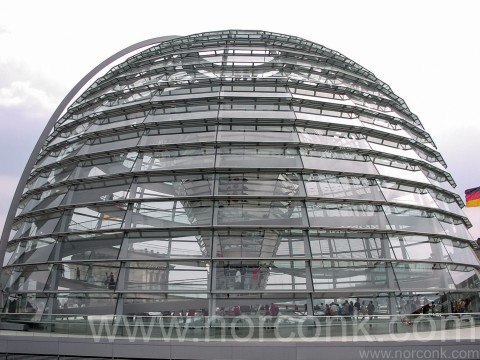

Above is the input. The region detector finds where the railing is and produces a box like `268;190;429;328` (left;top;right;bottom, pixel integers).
1;312;479;341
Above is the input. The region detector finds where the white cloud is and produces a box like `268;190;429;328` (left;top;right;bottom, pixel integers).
0;81;58;116
0;175;20;237
0;0;479;244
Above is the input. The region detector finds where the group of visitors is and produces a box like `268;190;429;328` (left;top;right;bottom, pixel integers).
104;272;116;289
323;298;374;320
232;266;265;290
452;298;472;313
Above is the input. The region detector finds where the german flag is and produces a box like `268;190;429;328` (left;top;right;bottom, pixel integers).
465;186;480;208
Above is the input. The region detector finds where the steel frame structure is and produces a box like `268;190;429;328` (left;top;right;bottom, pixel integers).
1;30;478;327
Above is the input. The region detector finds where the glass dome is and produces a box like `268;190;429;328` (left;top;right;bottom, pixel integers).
1;30;479;328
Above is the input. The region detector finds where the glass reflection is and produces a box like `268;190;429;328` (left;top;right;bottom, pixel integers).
65;178;133;205
304;174;383;201
133;174;214;199
436;214;472;240
131;200;212;228
138;148;215;171
12;213;62;240
53;232;124;262
124;261;208;291
216;146;301;168
311;261;396;291
6;264;51;292
383;206;444;234
216;200;305;226
442;239;479;266
214;229;305;258
392;262;454;291
66;204;127;232
8;238;55;265
47;262;120;291
214;260;306;291
19;186;68;214
125;230;211;259
72;152;137;179
447;265;480;290
389;236;445;262
217;172;303;197
309;231;390;259
306;202;388;229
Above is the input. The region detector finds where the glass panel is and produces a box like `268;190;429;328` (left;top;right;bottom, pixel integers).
442;239;479;266
46;262;120;291
53;232;124;262
311;261;396;291
396;292;443;315
8;238;56;265
306;202;389;229
137;148;215;171
428;190;464;216
130;200;213;228
308;231;391;259
216;172;304;197
133;174;214;199
12;213;62;239
427;176;456;194
139;126;216;146
125;230;211;259
392;262;454;291
19;186;68;214
313;292;398;316
217;126;298;143
436;214;473;240
64;178;133;205
297;127;370;149
369;142;421;160
71;152;137;179
374;164;429;184
266;261;307;290
37;141;84;167
144;110;219;124
383;206;445;233
26;163;77;191
64;204;128;232
77;130;143;155
53;119;94;143
214;260;306;291
447;265;480;290
122;293;208;316
295;112;364;127
301;152;378;174
85;110;149;133
214;293;308;320
124;260;209;291
217;130;298;143
3;293;49;321
218;109;295;121
216;200;306;226
54;292;118;315
214;229;305;258
446;292;480;313
379;181;437;208
3;242;16;267
6;264;51;291
303;174;384;201
216;147;302;168
389;236;445;262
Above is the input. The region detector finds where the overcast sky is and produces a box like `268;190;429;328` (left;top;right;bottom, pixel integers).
1;0;479;239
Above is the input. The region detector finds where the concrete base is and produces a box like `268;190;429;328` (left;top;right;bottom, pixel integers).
0;323;27;331
0;328;479;359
